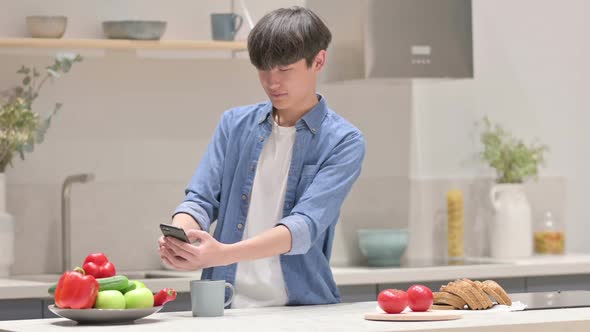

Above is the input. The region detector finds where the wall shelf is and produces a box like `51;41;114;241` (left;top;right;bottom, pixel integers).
0;38;247;51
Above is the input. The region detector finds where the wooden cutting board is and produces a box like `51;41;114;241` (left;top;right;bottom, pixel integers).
364;310;462;321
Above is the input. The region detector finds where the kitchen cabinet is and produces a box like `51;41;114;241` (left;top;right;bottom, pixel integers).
527;274;590;292
339;285;378;303
0;299;43;320
42;299;58;319
159;292;192;312
1;295;193;321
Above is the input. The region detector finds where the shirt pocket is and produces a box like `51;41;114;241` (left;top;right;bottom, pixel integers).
296;164;320;198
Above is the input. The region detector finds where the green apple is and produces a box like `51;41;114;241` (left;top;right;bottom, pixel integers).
94;290;125;309
124;288;154;309
130;280;146;289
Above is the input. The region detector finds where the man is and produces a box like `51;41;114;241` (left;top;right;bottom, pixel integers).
158;6;365;308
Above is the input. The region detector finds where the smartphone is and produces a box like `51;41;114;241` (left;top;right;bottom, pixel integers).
160;223;190;243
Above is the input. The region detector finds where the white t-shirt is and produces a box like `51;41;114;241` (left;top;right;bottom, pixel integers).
232;117;296;308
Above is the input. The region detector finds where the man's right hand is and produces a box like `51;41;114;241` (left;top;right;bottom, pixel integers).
158;213;202;266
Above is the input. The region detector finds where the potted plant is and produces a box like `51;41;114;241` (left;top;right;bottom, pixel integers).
479;116;548;259
0;53;82;276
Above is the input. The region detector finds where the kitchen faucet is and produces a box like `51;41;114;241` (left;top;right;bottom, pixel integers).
61;173;94;272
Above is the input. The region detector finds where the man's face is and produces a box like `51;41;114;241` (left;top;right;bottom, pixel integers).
257;51;326;111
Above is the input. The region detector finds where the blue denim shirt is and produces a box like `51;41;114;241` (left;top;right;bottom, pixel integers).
173;94;365;306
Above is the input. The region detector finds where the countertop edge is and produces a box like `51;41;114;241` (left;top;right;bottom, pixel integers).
0;301;589;331
3;255;590;300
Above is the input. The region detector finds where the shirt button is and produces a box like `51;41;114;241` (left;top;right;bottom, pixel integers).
259;136;265;142
250;164;256;171
311;128;317;133
241;194;248;201
237;223;244;230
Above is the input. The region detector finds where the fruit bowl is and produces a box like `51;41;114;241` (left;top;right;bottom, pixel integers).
48;305;162;324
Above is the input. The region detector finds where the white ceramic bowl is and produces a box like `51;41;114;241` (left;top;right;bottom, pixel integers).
102;21;167;40
26;16;68;38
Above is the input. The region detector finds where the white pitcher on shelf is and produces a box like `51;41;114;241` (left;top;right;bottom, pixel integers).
489;184;533;259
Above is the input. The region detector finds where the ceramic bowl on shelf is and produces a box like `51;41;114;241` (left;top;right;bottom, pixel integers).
357;228;409;267
26;16;67;38
102;20;167;40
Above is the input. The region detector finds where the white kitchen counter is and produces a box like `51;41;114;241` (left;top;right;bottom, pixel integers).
0;301;588;332
2;254;590;300
332;253;590;285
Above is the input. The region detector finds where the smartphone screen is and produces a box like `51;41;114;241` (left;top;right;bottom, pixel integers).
160;223;191;243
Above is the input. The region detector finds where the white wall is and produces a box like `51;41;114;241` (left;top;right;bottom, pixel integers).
0;0;410;273
411;0;590;252
0;0;231;39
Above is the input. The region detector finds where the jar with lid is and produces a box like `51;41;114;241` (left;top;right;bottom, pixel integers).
533;211;565;254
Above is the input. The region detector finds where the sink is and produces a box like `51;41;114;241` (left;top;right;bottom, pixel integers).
11;271;187;283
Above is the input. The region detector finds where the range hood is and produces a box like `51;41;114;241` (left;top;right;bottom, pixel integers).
307;0;473;81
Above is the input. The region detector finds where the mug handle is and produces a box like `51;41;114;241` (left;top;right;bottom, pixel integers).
224;282;235;307
233;14;243;33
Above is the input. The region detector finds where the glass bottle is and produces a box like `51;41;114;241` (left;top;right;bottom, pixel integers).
533;211;565;254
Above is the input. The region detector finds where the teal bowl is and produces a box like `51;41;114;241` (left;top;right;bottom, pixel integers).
357;229;409;267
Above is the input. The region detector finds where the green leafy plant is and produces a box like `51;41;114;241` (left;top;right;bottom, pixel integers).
479;116;548;184
0;53;82;172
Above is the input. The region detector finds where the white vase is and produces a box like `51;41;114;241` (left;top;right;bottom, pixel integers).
489;183;533;259
0;173;15;277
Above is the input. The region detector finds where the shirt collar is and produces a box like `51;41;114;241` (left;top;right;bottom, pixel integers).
257;94;328;135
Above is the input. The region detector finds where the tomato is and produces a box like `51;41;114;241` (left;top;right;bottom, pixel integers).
407;284;433;312
377;289;408;314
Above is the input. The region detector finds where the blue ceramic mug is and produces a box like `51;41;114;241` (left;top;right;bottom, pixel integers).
211;13;243;41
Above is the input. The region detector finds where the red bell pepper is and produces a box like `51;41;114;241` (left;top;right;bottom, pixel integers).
54;267;99;309
82;252;116;278
154;288;177;306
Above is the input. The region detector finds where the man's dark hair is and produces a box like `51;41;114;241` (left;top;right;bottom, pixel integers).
247;6;332;70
